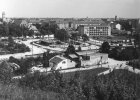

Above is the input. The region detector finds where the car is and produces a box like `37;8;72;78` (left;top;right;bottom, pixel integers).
22;38;27;41
29;66;47;73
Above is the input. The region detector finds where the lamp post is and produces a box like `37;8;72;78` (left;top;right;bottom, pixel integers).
32;30;34;58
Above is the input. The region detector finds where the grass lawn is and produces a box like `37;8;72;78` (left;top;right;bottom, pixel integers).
62;67;109;81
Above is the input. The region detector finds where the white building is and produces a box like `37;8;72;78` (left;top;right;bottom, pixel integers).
44;34;54;39
69;51;108;67
78;25;111;37
49;55;76;70
29;25;38;33
116;23;121;30
1;12;13;23
20;20;29;27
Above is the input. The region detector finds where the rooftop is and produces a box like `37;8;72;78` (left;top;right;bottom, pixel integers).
49;55;66;64
69;52;107;58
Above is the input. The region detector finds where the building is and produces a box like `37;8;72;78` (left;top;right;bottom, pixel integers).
68;51;108;67
49;55;76;70
116;23;121;30
1;12;13;23
115;15;117;21
56;19;106;30
28;25;38;33
78;25;111;37
44;34;54;39
2;11;6;22
74;19;105;29
20;20;29;27
81;53;108;66
57;21;69;29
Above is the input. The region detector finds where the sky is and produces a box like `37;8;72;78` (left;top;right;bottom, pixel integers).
0;0;140;18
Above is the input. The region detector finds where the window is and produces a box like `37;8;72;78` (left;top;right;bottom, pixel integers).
82;55;90;61
62;61;66;64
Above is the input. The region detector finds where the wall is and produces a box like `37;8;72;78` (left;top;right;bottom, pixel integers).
81;54;108;66
56;59;68;70
81;57;100;66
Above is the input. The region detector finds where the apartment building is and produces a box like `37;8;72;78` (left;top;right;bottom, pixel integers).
78;25;111;37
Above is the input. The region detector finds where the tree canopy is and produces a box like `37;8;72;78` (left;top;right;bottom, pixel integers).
82;34;89;42
65;44;76;55
55;29;70;41
100;41;110;53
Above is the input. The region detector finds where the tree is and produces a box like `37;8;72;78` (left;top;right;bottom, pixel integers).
8;36;15;48
117;20;132;31
0;61;13;84
71;33;81;41
66;71;86;100
109;47;122;59
120;47;138;60
9;56;20;64
0;24;6;36
65;44;76;55
100;41;110;53
82;34;89;42
49;24;59;34
43;52;49;67
55;29;70;41
28;30;34;37
78;46;82;51
135;24;140;59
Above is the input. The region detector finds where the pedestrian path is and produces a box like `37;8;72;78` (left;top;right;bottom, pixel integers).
98;63;140;76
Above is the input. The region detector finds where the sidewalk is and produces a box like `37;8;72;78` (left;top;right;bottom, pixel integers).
98;63;140;76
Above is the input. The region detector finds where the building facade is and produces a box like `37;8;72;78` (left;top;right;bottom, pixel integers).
49;55;76;70
2;11;6;22
56;19;106;30
79;25;111;37
116;23;121;30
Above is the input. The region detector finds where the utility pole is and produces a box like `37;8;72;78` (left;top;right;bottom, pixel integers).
32;30;34;58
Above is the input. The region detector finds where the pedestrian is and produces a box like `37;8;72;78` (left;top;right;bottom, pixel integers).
109;68;112;73
133;66;135;71
120;63;123;68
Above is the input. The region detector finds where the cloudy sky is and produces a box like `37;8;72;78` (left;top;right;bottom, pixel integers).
0;0;140;18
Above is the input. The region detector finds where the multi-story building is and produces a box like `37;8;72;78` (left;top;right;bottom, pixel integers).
56;19;106;30
2;11;6;22
78;25;111;37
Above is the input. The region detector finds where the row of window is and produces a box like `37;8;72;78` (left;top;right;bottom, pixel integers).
86;31;108;33
89;30;108;32
89;27;109;29
89;29;108;31
89;34;108;36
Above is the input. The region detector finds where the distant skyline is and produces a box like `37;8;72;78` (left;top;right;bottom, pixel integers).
0;0;140;18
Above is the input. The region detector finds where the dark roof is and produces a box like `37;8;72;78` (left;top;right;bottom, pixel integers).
50;56;63;64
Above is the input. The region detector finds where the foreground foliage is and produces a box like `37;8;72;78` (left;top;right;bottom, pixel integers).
17;69;140;100
0;58;140;100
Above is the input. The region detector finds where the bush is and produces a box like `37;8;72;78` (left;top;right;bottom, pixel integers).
0;83;60;100
128;60;140;69
109;47;139;60
100;41;110;53
0;61;13;84
0;39;30;55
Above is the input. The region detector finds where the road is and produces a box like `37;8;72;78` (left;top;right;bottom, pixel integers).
1;38;140;79
12;58;140;79
0;39;47;61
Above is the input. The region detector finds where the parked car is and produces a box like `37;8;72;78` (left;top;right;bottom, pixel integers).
29;66;47;73
22;38;27;41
